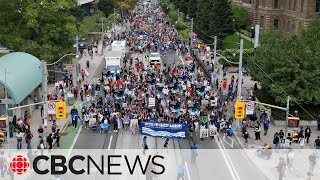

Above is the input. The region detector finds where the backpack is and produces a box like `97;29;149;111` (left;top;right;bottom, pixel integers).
316;139;320;146
26;133;32;140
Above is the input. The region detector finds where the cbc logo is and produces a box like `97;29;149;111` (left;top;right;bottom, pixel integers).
10;155;30;175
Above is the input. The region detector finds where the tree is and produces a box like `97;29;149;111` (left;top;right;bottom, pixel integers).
0;0;78;63
231;3;250;31
98;0;115;17
188;0;197;19
209;0;234;39
248;20;320;104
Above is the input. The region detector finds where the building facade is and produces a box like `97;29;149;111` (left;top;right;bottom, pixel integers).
234;0;320;32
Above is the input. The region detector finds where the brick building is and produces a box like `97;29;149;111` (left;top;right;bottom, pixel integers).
233;0;320;32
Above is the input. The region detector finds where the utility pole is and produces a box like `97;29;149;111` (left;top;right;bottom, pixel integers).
101;18;104;54
4;69;10;148
284;96;290;138
41;60;48;138
211;36;217;86
254;24;260;49
177;8;179;20
75;36;80;92
213;36;217;68
236;39;244;129
189;18;193;55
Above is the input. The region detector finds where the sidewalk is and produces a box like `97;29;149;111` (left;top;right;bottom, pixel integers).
2;43;108;150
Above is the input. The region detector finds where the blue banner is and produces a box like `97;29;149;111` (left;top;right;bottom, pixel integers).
140;122;187;139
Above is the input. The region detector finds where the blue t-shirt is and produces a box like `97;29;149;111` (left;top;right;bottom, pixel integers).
178;165;185;174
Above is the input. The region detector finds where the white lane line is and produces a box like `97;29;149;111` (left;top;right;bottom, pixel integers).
218;134;241;180
66;126;82;159
108;135;113;150
216;134;238;180
223;134;234;148
185;161;192;180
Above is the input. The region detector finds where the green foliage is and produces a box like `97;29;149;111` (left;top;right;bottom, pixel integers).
231;3;250;31
180;29;191;40
168;11;178;24
0;0;78;63
98;0;115;17
248;19;320;105
174;21;188;31
188;0;197;19
194;0;234;47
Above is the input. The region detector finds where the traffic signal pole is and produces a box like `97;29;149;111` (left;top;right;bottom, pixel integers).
236;39;244;129
240;96;291;138
41;60;48;138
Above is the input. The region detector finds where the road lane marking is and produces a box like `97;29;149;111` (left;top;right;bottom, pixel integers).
108;135;113;150
66;125;82;159
185;161;192;180
216;133;239;180
223;134;234;148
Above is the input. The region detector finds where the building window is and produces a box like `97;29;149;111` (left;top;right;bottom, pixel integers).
283;0;286;9
274;19;279;30
260;0;266;7
293;0;296;11
300;0;304;13
260;16;265;28
316;0;320;12
274;0;279;9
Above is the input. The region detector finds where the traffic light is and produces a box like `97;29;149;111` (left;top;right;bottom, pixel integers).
234;101;245;119
56;102;66;119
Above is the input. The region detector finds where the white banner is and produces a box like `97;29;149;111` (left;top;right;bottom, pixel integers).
245;102;255;115
47;101;56;114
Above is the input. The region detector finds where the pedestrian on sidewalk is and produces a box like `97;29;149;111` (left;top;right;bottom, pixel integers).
263;117;270;135
279;129;285;144
55;129;61;147
308;153;316;176
287;150;294;170
142;136;148;155
244;131;249;148
16;130;23;149
276;158;286;180
177;162;186;180
305;127;312;143
47;133;53;149
254;123;261;140
299;135;305;152
272;132;280;150
24;130;33;149
315;136;320;155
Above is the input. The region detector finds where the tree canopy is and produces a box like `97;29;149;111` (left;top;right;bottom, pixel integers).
0;0;78;62
248;20;320;104
98;0;115;17
231;3;250;31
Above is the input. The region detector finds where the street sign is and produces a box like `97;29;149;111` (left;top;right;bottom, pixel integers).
47;102;56;114
64;66;76;71
245;102;255;115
